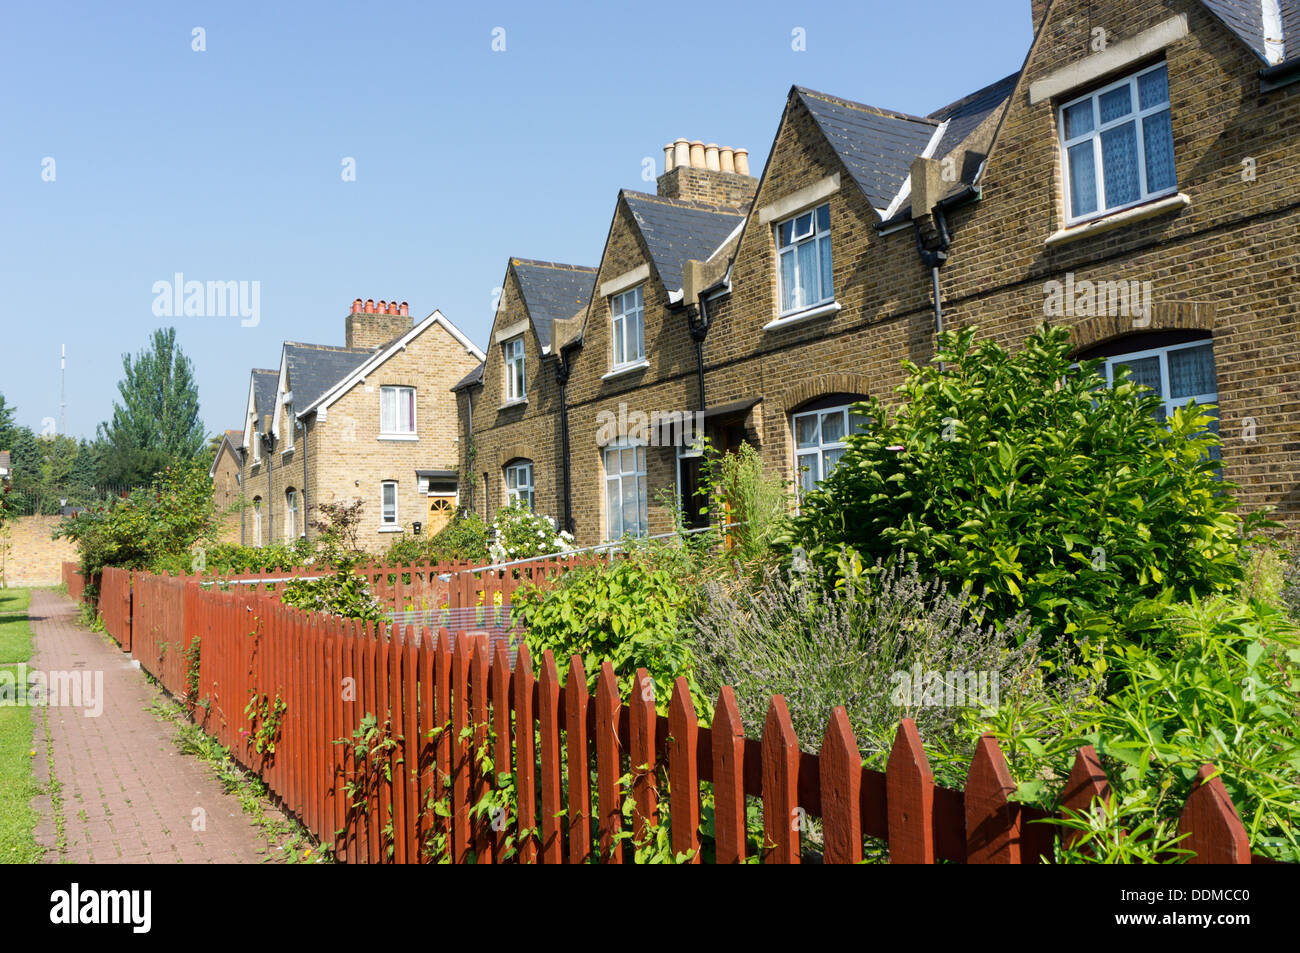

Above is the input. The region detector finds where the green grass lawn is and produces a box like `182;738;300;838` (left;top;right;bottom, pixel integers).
0;588;42;863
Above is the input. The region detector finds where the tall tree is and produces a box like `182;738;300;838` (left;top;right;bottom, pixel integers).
98;328;206;482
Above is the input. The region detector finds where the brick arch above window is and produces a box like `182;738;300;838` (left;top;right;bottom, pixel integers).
781;373;873;414
1065;307;1215;357
494;446;536;468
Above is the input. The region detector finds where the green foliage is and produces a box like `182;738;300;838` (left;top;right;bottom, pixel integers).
280;553;386;622
98;327;206;470
700;441;790;572
1047;791;1194;864
512;554;700;713
53;461;217;577
489;503;574;563
243;691;287;755
159;539;316;576
788;324;1266;651
381;511;490;565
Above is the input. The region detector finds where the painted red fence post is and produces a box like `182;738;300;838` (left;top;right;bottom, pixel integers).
886;718;934;864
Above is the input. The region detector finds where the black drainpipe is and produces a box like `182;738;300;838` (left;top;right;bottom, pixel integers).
555;343;579;536
262;425;275;541
913;203;952;373
463;387;475;514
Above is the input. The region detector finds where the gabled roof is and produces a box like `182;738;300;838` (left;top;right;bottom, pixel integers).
1199;0;1295;64
793;88;942;212
511;259;597;351
620;191;745;296
452;361;485;392
207;430;244;478
927;71;1020;161
282;342;373;410
251;369;278;414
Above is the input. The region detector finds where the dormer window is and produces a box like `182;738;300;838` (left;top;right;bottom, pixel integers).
283;401;294;451
1060;62;1176;224
380;385;416;437
610;285;645;370
777;203;832;315
504;336;526;401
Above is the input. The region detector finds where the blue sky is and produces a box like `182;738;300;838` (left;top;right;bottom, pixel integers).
0;0;1032;441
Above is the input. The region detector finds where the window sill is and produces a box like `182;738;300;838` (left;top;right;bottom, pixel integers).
377;525;404;533
377;433;419;442
602;359;649;381
498;398;529;410
280;448;294;459
764;300;842;331
1046;193;1190;248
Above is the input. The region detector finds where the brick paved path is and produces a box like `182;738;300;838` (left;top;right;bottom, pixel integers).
29;590;272;863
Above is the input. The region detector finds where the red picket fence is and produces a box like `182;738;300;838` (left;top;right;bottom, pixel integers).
131;573;194;697
99;567;133;652
62;562;88;604
167;583;1273;865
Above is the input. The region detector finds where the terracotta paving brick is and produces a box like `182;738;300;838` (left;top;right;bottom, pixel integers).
28;590;274;863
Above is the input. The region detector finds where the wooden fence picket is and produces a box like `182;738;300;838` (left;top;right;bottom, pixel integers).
819;707;861;864
1178;764;1251;864
565;656;592;865
668;677;700;863
595;661;623;864
629;666;658;841
761;695;801;864
711;686;747;865
886;718;934;864
964;734;1020;864
514;645;537;864
537;650;563;864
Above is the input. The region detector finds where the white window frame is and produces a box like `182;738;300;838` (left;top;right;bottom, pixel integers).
381;480;399;527
792;403;868;498
776;202;833;316
503;337;526;402
1095;339;1218;453
283;402;294;452
252;497;263;547
1059;62;1177;226
604;441;648;540
610;285;645;371
285;488;298;541
380;385;417;437
504;460;534;511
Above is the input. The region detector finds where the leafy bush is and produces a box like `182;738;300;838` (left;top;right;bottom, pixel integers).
511;554;699;712
689;552;1097;772
280;552;386;622
700;442;790;573
380;512;489;565
54;461;217;577
489;503;573;564
787;324;1267;651
153;539;315;576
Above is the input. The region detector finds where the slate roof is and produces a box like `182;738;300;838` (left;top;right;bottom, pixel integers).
1199;1;1299;63
511;259;597;351
793;88;941;211
620;191;745;295
452;361;484;391
927;71;1020;160
282;343;372;409
251;368;279;423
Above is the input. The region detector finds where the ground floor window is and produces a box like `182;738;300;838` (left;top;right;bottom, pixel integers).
1093;337;1219;458
505;460;534;511
604;442;647;540
382;481;398;526
792;400;869;496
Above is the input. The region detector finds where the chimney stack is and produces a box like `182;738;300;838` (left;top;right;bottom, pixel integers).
657;136;759;209
346;296;414;349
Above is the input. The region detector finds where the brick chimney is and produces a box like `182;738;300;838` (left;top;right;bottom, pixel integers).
656;137;758;210
345;297;412;349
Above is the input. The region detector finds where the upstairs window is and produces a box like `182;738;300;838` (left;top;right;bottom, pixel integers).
504;337;526;401
1060;62;1176;224
792;401;868;497
380;385;416;436
611;285;645;369
504;460;534;511
252;497;263;547
777;203;833;315
283;401;294;451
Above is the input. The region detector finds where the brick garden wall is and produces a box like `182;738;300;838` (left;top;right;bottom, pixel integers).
1;516;77;587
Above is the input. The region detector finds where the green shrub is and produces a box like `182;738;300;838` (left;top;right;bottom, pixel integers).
701;442;790;573
54;461;217;577
281;552;386;622
787;324;1268;652
511;554;699;713
380;512;490;566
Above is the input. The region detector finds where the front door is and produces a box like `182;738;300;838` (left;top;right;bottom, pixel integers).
427;496;454;535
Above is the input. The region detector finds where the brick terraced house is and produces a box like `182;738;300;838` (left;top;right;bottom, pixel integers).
456;0;1300;548
236;299;483;551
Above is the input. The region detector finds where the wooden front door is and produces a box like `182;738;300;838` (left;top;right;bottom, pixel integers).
427;496;454;535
